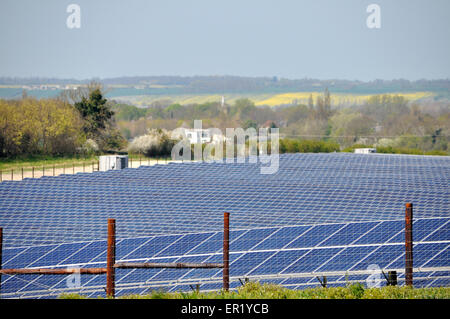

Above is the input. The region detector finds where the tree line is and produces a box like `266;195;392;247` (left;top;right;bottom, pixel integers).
115;89;449;154
0;84;125;158
1;86;448;158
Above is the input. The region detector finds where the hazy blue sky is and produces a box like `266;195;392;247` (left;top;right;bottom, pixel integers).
1;0;449;80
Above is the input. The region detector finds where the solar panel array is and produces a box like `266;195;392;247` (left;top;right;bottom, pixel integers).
0;153;448;248
0;153;449;298
1;217;448;298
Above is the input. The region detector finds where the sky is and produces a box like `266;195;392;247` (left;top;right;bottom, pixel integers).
0;0;449;81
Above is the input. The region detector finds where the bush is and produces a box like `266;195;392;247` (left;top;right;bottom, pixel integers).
79;139;99;156
127;129;179;157
0;97;84;157
343;144;449;156
280;139;340;154
377;146;448;156
59;282;450;299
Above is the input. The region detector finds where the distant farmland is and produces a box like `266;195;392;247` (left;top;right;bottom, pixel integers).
114;91;435;107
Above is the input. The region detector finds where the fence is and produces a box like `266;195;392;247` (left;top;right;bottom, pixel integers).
0;204;448;299
0;161;100;182
0;157;182;182
0;213;230;298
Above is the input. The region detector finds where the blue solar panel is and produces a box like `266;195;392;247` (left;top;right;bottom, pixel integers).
0;153;448;248
0;153;449;298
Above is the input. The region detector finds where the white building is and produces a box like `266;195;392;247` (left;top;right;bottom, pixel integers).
354;148;377;154
184;129;212;144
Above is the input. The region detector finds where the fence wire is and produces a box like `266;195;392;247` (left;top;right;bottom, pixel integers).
1;216;448;299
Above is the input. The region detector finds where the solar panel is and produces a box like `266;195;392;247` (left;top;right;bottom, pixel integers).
1;217;448;298
0;153;449;298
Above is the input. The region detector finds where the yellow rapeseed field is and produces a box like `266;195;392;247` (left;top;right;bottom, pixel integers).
122;91;434;107
254;91;434;106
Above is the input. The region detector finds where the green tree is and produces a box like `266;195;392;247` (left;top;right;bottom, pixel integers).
324;88;331;114
243;119;258;130
308;94;314;111
74;89;114;138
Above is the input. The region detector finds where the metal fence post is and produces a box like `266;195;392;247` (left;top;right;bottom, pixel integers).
53;165;55;176
405;203;413;286
223;212;230;291
32;167;34;178
106;219;116;298
21;167;24;180
11;169;13;181
387;271;397;286
72;163;75;175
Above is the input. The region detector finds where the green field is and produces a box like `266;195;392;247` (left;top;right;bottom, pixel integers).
0;155;99;171
0;154;174;171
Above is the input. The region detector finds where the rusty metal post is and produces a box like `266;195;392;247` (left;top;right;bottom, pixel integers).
11;169;13;181
405;203;413;286
53;165;55;176
42;165;44;177
83;162;85;172
32;167;34;178
106;218;116;298
21;167;24;180
223;212;230;291
0;170;2;182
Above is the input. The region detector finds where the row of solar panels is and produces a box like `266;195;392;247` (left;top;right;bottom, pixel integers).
0;153;448;248
1;217;448;298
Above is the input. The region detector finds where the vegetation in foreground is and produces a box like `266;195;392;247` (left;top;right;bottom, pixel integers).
59;282;450;299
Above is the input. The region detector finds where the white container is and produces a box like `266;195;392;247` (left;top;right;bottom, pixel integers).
354;148;377;154
99;155;129;171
